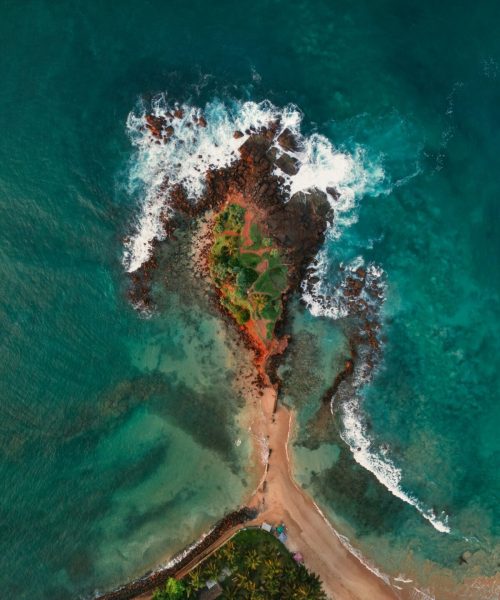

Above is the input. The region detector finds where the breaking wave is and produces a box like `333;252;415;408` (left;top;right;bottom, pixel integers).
301;255;386;321
123;96;381;273
303;236;452;535
292;117;451;533
340;392;451;533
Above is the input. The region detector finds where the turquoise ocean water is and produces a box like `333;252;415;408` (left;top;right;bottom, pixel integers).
0;1;499;598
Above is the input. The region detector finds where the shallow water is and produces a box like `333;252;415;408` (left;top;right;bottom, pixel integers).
1;1;499;598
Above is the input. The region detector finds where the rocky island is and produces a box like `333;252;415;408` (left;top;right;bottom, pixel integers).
129;114;333;383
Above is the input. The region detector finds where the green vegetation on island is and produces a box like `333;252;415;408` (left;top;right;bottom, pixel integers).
152;528;327;599
209;203;288;340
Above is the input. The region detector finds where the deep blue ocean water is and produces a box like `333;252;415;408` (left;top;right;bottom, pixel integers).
0;1;499;598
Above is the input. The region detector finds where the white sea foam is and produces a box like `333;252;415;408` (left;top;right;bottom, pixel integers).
335;529;393;586
285;118;452;535
307;261;452;535
304;259;452;535
410;588;436;600
123;97;380;273
285;141;384;240
301;255;386;321
340;393;451;534
157;526;213;571
395;575;414;583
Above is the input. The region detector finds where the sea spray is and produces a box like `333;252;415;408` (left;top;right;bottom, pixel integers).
123;97;379;273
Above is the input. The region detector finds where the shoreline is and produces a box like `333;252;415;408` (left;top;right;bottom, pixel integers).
95;382;398;600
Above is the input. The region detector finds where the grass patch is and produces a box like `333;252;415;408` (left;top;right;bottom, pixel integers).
249;222;262;246
209;204;288;343
253;266;288;299
238;252;261;269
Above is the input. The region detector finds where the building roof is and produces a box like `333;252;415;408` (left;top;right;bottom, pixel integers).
198;582;223;600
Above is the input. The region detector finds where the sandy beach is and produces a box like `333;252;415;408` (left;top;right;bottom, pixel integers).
242;385;398;600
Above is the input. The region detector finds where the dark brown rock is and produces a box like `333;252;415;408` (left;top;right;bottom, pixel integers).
276;153;300;175
326;186;340;201
145;114;167;138
277;127;301;152
266;146;279;162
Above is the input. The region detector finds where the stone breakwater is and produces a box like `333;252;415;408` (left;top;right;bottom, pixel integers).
94;507;257;600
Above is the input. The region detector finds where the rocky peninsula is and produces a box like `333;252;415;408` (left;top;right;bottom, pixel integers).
109;107;398;600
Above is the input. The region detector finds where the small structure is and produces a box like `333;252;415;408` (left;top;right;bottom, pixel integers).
278;531;287;544
261;522;273;533
198;581;223;600
276;523;286;535
293;551;304;564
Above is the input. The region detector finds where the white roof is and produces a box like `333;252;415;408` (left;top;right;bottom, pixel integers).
261;522;272;532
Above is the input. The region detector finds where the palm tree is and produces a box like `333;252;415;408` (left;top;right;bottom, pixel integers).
294;584;311;599
243;549;261;572
244;579;257;594
186;567;202;591
295;564;310;584
232;572;249;590
222;584;240;600
204;557;221;581
261;575;280;598
152;578;186;600
262;557;281;579
220;539;236;566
